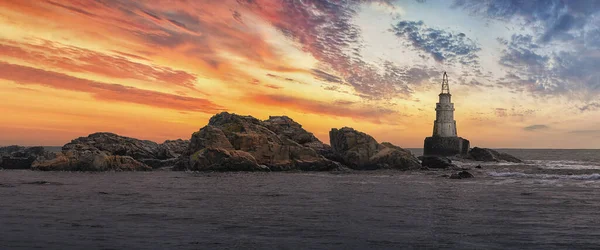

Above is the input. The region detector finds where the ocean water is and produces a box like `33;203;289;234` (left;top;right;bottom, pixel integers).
1;149;600;249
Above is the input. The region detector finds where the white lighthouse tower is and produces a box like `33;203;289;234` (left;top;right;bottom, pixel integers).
432;72;457;137
423;72;469;156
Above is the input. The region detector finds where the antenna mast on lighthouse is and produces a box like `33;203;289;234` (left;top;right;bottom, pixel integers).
441;71;450;94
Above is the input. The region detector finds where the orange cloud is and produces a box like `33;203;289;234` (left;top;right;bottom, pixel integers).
249;94;400;124
0;39;198;90
0;62;222;113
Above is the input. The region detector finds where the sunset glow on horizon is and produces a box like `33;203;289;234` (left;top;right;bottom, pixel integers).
1;0;599;148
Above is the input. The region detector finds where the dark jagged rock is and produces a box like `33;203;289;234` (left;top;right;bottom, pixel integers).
145;139;190;168
329;127;420;170
419;155;457;169
156;139;189;159
176;112;342;171
468;147;522;163
262;116;320;146
0;146;56;169
449;170;474;179
64;132;159;160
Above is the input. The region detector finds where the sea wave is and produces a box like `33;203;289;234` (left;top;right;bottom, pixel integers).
489;171;600;180
529;160;600;170
453;160;600;170
452;161;523;167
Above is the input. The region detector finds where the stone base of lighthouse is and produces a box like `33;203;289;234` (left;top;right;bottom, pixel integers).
423;136;470;156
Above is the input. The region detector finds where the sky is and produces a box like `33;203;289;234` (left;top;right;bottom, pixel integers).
0;0;599;148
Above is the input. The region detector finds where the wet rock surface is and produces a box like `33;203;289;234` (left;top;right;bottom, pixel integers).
419;155;457;169
468;147;522;163
449;171;474;179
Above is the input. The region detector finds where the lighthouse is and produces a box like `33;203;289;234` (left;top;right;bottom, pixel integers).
423;72;470;156
433;72;457;137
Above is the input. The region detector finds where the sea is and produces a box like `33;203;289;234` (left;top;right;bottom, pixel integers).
1;149;600;250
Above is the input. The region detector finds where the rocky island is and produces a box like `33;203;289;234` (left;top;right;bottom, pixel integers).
0;112;522;177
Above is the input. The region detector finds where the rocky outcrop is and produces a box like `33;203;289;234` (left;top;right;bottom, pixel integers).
329;127;420;170
176;112;343;171
418;155;457;169
468;147;522;163
19;113;421;172
33;133;185;171
32;145;150;171
0;146;56;169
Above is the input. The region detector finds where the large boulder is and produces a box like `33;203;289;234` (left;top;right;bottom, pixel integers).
449;170;474;179
0;146;56;169
329;128;420;170
329;127;380;167
176;112;342;171
369;144;421;170
468;147;522;163
187;147;265;171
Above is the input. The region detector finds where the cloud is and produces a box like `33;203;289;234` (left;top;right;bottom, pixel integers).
240;0;429;100
0;0;452;101
311;69;344;84
523;124;549;131
568;129;600;135
0;61;222;113
453;0;599;43
495;108;508;117
265;74;306;85
264;84;282;90
0;39;199;90
579;102;600;112
0;0;308;87
455;0;600;97
390;20;480;66
495;34;600;96
333;100;356;105
248;94;400;124
498;35;547;68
